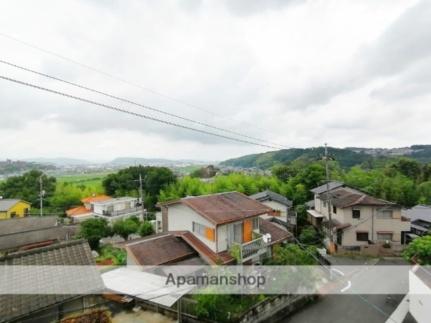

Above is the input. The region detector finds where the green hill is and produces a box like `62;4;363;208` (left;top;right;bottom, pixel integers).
220;145;431;169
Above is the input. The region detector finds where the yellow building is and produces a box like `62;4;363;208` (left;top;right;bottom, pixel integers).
0;199;31;220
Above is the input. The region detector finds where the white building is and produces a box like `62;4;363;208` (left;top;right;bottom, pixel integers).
67;195;142;223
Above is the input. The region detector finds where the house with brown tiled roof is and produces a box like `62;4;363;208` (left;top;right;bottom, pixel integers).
156;191;292;264
308;182;410;251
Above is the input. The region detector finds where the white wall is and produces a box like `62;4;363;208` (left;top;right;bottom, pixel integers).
409;269;431;323
167;203;217;252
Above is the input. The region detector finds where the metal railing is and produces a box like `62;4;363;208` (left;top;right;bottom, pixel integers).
101;207;141;217
241;236;267;261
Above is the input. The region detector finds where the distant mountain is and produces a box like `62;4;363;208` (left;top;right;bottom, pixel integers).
0;159;56;175
24;157;93;166
107;157;209;167
220;145;431;169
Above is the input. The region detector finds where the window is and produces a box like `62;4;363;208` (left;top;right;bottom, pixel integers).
332;205;337;214
377;210;393;219
10;212;17;218
323;200;327;208
377;232;393;241
356;232;369;242
352;208;361;219
233;222;243;243
193;222;215;241
252;217;259;230
193;222;206;236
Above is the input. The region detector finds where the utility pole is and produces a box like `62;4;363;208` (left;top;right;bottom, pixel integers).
324;143;334;246
39;175;45;217
139;174;145;222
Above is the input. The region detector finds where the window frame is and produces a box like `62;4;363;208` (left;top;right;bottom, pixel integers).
377;232;393;241
356;231;369;242
352;208;361;219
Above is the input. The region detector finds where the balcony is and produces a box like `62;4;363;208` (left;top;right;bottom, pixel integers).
230;235;268;263
99;207;142;218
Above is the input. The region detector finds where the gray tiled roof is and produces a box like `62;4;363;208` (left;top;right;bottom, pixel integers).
402;205;431;222
0;199;23;211
0;240;103;322
250;190;293;207
310;181;344;194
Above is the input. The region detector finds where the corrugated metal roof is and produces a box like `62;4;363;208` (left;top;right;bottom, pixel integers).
250;190;293;207
124;234;196;266
0;199;28;211
172;192;272;225
102;267;194;307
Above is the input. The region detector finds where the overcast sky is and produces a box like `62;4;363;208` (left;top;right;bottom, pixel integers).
0;0;430;162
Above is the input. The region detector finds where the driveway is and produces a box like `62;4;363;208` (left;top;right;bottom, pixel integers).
282;257;415;323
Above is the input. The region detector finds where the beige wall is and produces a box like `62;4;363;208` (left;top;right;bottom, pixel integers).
314;196;410;247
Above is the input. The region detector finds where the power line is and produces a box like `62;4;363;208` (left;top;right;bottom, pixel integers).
0;58;286;149
0;32;278;137
0;74;282;150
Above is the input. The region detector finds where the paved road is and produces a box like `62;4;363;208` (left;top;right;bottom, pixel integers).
283;257;415;323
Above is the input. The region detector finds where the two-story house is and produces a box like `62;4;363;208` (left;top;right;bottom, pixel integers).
307;182;410;251
66;195;142;223
158;192;291;264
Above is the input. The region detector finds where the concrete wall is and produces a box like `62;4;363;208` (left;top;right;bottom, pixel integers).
409;269;431;323
167;204;217;252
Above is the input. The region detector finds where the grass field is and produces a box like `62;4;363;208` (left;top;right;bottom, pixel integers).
56;172;112;194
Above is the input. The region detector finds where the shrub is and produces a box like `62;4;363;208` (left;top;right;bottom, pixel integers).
139;221;154;237
403;235;431;265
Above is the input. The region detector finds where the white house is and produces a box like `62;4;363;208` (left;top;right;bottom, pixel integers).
67;195;142;223
157;191;292;264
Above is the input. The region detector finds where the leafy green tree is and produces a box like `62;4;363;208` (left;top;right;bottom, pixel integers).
49;182;83;210
269;244;317;265
272;164;298;182
0;170;56;207
403;235;431;265
299;226;320;245
139;221;154;237
388;158;422;181
79;218;111;250
102;166;176;210
113;218;140;241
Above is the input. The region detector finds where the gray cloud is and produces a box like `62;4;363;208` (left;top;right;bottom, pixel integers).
222;0;301;16
277;0;431;110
